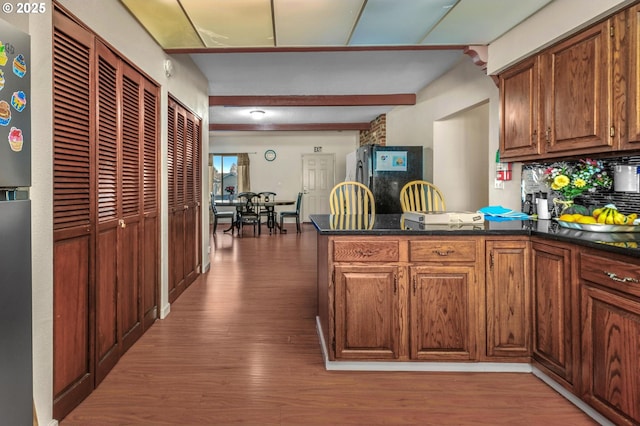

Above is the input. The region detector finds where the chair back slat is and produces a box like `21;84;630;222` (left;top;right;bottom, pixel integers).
400;180;445;212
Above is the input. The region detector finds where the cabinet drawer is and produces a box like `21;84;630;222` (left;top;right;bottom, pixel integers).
580;252;640;298
409;240;477;263
333;240;399;262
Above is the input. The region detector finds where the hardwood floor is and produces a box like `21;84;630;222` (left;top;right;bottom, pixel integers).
61;223;597;425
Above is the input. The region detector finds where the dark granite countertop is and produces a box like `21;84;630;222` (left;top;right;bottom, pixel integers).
309;214;640;258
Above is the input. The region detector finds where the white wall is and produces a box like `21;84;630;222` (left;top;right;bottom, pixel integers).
210;130;359;202
24;1;209;424
434;103;490;211
387;57;521;211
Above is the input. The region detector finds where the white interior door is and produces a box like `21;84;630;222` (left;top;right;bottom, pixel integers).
301;154;335;220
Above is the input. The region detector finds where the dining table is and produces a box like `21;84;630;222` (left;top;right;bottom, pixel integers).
214;198;296;234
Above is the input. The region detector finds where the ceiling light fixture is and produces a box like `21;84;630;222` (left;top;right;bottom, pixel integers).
250;110;266;120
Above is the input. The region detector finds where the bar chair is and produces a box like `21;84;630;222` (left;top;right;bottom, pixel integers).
329;181;375;215
399;180;446;212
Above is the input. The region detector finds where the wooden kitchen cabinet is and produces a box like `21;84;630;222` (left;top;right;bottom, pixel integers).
540;20;614;156
484;239;531;360
580;250;640;426
334;265;400;360
499;57;540;160
410;265;477;360
531;239;577;391
326;236;481;362
499;9;636;160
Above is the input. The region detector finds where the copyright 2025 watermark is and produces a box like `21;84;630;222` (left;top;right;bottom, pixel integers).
2;3;47;14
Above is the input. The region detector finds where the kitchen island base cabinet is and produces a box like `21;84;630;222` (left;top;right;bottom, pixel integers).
334;265;400;360
410;266;477;361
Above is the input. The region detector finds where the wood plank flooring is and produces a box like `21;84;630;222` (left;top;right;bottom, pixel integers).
61;224;598;425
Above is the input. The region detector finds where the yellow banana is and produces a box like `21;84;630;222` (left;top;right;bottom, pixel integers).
614;212;627;225
597;208;609;224
606;210;615;224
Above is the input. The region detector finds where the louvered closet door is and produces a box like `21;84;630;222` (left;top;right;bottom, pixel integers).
52;11;95;420
168;100;186;302
141;78;159;330
167;97;202;301
94;41;120;385
184;111;200;286
119;62;143;353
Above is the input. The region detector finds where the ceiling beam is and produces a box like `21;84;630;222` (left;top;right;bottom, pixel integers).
210;94;415;107
210;122;371;131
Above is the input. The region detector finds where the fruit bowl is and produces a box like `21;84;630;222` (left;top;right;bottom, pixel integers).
555;219;640;233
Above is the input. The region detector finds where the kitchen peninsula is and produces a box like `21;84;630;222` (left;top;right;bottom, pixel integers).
311;214;640;426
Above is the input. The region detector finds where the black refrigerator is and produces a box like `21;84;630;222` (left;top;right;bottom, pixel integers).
0;18;32;426
355;144;423;214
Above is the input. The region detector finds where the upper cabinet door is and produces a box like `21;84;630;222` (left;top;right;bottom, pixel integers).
624;4;640;147
499;57;540;161
540;20;613;155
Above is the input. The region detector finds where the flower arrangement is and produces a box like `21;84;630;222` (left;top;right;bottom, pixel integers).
543;158;612;200
225;185;235;195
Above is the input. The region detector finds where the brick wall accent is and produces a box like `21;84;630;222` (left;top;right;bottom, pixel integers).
359;114;386;146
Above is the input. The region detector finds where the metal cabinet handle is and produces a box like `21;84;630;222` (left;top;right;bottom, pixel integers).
603;271;638;284
433;249;454;256
545;127;551;145
118;219;126;229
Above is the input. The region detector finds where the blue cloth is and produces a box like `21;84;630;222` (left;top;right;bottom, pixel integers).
478;205;531;221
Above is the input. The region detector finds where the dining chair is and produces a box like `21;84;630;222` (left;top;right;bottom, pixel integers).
279;192;303;233
329;181;375;215
399;180;446;212
236;192;261;237
210;193;235;234
258;191;277;234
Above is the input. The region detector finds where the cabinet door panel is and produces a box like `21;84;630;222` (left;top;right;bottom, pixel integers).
582;285;640;425
532;242;573;386
499;57;540;160
411;266;476;360
625;5;640;147
486;241;531;358
542;21;612;154
335;265;399;359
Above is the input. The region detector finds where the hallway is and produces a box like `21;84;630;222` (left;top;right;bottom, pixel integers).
61;225;596;425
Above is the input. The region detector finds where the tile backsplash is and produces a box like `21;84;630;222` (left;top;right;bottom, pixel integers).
522;155;640;215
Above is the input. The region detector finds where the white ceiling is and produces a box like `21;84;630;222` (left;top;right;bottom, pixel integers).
120;0;554;131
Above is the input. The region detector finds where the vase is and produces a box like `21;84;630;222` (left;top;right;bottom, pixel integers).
552;197;588;217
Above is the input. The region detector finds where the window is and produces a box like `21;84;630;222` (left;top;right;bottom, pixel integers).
210;154;238;200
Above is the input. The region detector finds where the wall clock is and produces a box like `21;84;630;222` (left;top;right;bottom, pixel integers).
264;149;276;161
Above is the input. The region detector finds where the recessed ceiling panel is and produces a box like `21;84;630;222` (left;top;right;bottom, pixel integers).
274;0;364;46
350;0;455;45
422;0;553;44
181;0;274;47
120;0;203;48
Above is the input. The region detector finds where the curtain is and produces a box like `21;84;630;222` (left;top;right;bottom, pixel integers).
237;153;250;192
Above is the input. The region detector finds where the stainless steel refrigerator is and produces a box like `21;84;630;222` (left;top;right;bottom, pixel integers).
355;144;424;214
0;18;32;425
